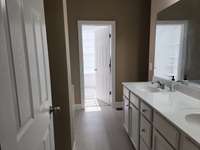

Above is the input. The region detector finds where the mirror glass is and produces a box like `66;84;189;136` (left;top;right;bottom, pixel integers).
154;0;200;83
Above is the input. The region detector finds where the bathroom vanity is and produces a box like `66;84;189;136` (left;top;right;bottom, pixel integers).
123;0;200;149
122;82;200;150
123;1;200;149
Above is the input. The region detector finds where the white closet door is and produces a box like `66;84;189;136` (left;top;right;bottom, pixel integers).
95;27;111;104
0;0;55;150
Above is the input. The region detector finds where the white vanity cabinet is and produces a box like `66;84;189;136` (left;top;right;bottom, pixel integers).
140;102;152;122
123;96;129;133
140;115;152;148
140;138;149;150
123;87;140;150
122;85;200;150
123;87;130;99
180;136;200;150
129;102;139;150
153;112;180;149
152;130;174;150
140;101;153;150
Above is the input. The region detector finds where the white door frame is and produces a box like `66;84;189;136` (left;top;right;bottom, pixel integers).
78;20;116;108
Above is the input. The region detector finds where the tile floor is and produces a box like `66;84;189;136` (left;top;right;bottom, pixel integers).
75;106;134;150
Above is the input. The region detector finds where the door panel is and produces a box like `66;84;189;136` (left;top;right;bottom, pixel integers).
34;18;48;103
42;127;51;150
95;27;111;104
23;5;41;116
6;0;34;128
37;126;51;150
0;0;19;149
0;0;55;149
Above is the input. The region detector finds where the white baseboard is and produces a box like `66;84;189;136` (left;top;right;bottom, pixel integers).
74;104;84;110
112;101;123;108
75;102;123;109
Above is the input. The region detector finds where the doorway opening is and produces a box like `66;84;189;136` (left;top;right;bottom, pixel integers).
78;21;116;111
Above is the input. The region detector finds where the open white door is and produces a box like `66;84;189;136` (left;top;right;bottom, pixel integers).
0;0;55;150
95;27;112;104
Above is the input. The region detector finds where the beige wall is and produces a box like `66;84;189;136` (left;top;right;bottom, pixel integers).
67;0;151;104
44;0;75;150
148;0;181;80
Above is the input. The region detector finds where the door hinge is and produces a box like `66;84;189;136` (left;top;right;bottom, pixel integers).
109;91;112;95
109;62;111;68
109;33;112;38
109;58;111;72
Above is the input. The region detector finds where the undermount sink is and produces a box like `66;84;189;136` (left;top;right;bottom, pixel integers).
185;113;200;125
138;86;161;93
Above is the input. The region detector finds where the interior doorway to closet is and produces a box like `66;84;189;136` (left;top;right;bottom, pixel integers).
78;21;116;111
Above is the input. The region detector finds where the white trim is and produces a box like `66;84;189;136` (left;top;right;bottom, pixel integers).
72;141;77;150
78;23;85;108
74;104;84;110
112;101;123;108
77;20;116;107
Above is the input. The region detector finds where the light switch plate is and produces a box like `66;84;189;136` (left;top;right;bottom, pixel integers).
149;62;153;71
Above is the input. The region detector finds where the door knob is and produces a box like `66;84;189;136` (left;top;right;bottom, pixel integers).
94;68;97;71
49;106;61;114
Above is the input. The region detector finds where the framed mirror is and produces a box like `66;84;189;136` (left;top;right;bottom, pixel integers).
154;0;200;84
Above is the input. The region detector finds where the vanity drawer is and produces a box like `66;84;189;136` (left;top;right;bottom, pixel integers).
140;115;152;148
123;87;129;99
153;112;180;149
141;101;152;122
130;92;139;109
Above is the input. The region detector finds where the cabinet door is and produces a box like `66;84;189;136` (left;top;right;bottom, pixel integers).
123;97;129;133
153;130;173;150
140;138;150;150
140;115;152;148
153;112;179;149
181;136;199;150
130;104;139;150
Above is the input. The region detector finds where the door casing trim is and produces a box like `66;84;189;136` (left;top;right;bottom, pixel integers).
77;20;116;107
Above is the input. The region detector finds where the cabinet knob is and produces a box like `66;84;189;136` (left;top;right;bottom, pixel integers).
141;129;145;132
142;109;147;113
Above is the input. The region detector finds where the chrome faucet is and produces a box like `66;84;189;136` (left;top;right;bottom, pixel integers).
168;82;176;92
151;80;165;89
167;79;187;92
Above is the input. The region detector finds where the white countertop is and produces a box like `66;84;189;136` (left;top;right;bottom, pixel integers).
123;82;200;145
